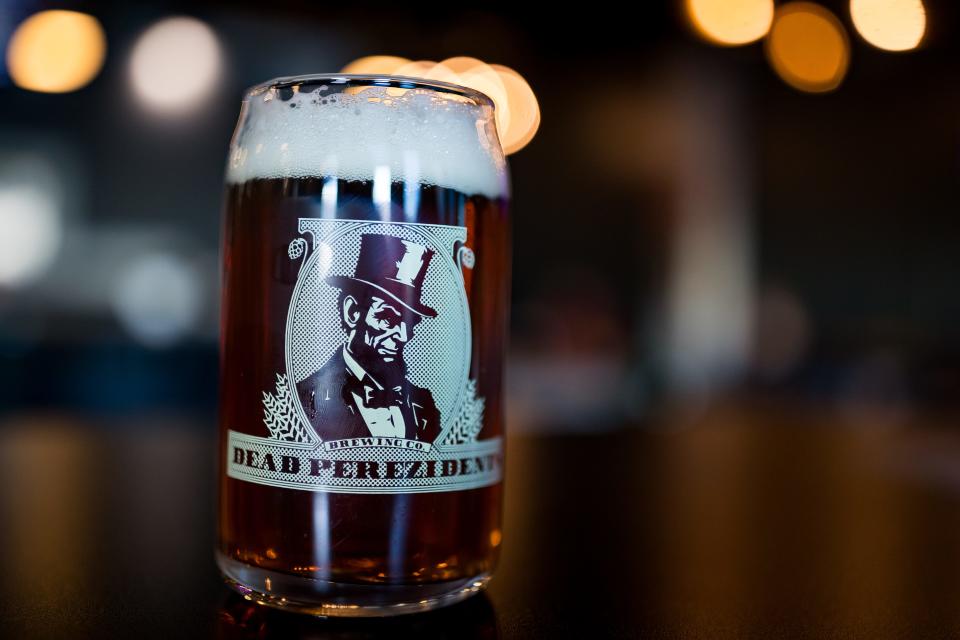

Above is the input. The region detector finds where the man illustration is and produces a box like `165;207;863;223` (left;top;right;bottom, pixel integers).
297;234;441;443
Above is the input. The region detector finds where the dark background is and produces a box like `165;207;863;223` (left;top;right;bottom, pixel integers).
4;0;959;423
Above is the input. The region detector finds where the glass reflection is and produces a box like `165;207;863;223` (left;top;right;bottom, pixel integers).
217;590;498;639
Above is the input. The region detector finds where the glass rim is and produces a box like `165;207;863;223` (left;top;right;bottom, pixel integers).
244;73;495;109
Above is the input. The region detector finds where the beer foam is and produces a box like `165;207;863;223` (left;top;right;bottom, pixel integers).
226;83;508;198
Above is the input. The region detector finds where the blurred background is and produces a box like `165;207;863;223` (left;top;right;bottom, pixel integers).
6;1;960;636
0;0;956;428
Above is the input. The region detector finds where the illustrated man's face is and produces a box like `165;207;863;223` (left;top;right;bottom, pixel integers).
343;293;419;368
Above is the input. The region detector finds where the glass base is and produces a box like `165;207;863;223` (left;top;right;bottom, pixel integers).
216;552;491;617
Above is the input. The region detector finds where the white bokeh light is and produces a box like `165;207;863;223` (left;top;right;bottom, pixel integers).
0;158;63;287
850;0;926;52
111;252;202;347
129;16;222;113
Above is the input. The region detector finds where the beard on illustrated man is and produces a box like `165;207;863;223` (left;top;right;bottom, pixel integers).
297;234;442;444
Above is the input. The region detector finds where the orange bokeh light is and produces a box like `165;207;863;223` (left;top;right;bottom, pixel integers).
6;10;106;93
766;2;850;93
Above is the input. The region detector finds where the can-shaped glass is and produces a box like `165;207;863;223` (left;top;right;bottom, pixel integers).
217;75;510;616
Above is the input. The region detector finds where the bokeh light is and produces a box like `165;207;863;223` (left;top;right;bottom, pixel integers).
0;157;62;288
442;56;489;76
0;186;61;287
422;61;461;85
111;252;202;347
490;64;540;155
392;59;438;78
850;0;926;52
5;10;106;93
766;3;850;93
129;17;222;113
442;57;512;136
338;55;540;154
341;55;409;74
686;0;774;46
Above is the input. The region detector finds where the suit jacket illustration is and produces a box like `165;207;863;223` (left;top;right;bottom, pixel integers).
296;348;441;443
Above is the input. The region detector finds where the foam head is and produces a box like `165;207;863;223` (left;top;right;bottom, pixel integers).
226;77;509;199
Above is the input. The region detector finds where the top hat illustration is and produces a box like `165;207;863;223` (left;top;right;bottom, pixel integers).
326;234;438;318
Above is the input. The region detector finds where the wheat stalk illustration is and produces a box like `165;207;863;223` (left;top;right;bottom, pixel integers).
442;379;486;445
262;373;313;443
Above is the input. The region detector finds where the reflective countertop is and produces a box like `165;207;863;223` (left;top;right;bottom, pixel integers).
3;404;960;638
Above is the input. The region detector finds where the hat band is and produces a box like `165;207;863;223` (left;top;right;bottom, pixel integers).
339;277;437;318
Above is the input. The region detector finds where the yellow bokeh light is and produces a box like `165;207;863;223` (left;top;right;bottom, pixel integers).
337;55;540;154
421;62;461;85
6;10;106;93
340;55;410;75
490;64;540;155
766;3;850;93
442;56;488;76
850;0;926;51
442;57;512;136
392;60;437;79
686;0;774;46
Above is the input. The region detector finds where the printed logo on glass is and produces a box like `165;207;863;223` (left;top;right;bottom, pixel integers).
227;219;501;494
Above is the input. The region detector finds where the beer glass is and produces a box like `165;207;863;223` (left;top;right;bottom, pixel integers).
217;75;510;616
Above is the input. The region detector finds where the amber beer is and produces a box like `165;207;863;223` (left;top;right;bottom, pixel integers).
217;76;510;615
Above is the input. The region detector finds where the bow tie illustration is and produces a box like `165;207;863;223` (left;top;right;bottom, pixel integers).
343;375;404;409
